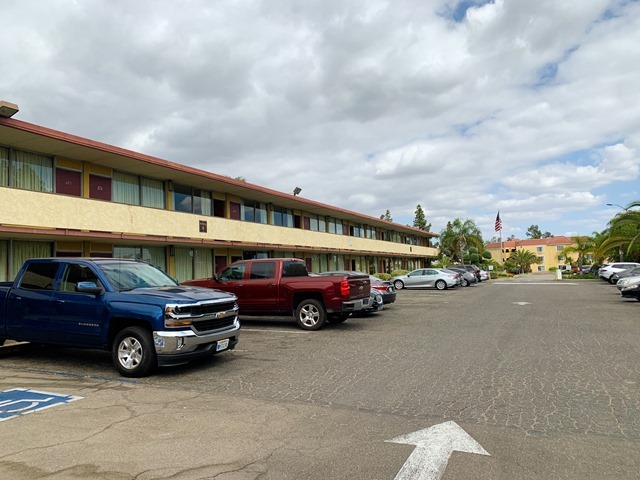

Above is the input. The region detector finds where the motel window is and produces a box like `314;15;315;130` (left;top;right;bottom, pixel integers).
536;246;543;253
141;178;165;209
113;171;141;205
113;171;167;208
308;214;324;232
113;246;167;272
173;184;212;215
272;205;294;227
0;147;8;186
173;247;214;282
538;256;544;263
241;200;267;224
12;150;53;193
11;241;53;281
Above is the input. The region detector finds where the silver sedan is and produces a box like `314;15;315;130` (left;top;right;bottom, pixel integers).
392;268;460;290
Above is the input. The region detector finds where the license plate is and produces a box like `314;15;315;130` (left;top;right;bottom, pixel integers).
216;338;230;352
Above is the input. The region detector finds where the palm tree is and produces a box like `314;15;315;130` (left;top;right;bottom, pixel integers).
560;236;595;269
591;229;613;265
508;249;539;273
601;201;640;261
439;218;484;263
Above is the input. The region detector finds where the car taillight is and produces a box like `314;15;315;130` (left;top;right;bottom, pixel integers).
340;280;350;296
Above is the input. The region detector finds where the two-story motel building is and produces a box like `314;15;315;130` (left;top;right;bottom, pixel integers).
0;116;438;282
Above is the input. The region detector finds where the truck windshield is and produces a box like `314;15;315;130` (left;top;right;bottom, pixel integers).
97;262;179;291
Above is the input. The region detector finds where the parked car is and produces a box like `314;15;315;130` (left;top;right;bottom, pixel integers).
617;275;640;300
448;264;482;282
479;269;489;281
610;266;640;283
316;271;388;314
392;268;460;290
369;275;397;304
599;262;640;284
443;267;477;287
182;259;371;330
0;258;240;377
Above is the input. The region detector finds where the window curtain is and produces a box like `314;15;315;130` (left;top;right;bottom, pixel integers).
194;248;213;278
141;177;164;209
113;245;166;272
11;241;52;279
113;171;140;205
0;240;7;282
174;248;194;282
0;147;8;186
256;202;267;224
13;150;53;192
142;247;166;271
113;246;138;260
193;190;212;215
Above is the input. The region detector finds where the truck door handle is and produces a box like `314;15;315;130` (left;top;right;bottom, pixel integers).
267;283;277;286
56;299;65;304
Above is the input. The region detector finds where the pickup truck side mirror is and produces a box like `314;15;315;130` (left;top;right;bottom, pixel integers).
76;281;105;295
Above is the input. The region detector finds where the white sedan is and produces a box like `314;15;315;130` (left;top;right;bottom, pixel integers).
392;268;460;290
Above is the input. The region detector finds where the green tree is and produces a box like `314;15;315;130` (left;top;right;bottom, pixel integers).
439;218;484;264
600;201;640;262
526;225;542;239
380;210;393;222
509;249;539;273
413;204;431;231
591;229;614;264
560;236;595;269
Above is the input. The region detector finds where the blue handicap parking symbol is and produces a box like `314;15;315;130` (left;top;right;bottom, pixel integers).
0;388;83;421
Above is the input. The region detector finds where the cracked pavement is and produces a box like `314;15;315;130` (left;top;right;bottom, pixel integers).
0;274;638;479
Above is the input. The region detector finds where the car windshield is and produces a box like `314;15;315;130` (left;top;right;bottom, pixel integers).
97;261;179;291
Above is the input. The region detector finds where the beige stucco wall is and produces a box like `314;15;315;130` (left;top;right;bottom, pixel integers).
0;187;437;258
488;243;572;271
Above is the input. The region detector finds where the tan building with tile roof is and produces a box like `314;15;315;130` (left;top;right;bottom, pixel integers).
485;236;576;272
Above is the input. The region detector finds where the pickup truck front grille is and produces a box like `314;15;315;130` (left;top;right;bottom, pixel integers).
192;317;237;333
174;300;237;317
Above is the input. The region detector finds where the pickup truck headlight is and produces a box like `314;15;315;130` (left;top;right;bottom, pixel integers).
165;305;193;327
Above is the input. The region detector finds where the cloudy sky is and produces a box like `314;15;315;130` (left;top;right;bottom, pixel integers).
2;0;639;240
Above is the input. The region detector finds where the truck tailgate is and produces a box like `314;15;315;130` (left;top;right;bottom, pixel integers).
347;275;370;300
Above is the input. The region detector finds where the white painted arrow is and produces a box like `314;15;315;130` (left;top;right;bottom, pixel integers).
387;421;489;480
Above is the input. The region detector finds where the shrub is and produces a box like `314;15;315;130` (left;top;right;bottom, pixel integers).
390;269;410;277
374;272;392;281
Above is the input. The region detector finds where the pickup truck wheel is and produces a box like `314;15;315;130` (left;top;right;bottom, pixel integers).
112;327;157;378
295;299;327;330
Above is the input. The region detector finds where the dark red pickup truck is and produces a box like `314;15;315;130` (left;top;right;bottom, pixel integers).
182;258;371;330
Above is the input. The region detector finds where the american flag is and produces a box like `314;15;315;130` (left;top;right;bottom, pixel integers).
495;212;502;232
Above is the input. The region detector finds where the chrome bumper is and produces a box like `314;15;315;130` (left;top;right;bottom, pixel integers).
153;319;240;356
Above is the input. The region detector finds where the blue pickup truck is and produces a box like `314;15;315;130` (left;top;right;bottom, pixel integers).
0;258;240;377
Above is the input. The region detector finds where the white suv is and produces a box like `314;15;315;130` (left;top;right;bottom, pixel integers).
599;262;640;284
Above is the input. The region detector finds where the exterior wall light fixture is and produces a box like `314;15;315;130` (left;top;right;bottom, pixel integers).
0;100;19;118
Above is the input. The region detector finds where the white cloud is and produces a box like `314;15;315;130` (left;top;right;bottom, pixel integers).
2;0;639;240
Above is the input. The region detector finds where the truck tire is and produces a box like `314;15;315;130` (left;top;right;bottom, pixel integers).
112;326;157;377
295;299;327;330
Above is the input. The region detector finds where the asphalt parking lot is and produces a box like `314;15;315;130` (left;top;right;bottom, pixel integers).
1;274;639;479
